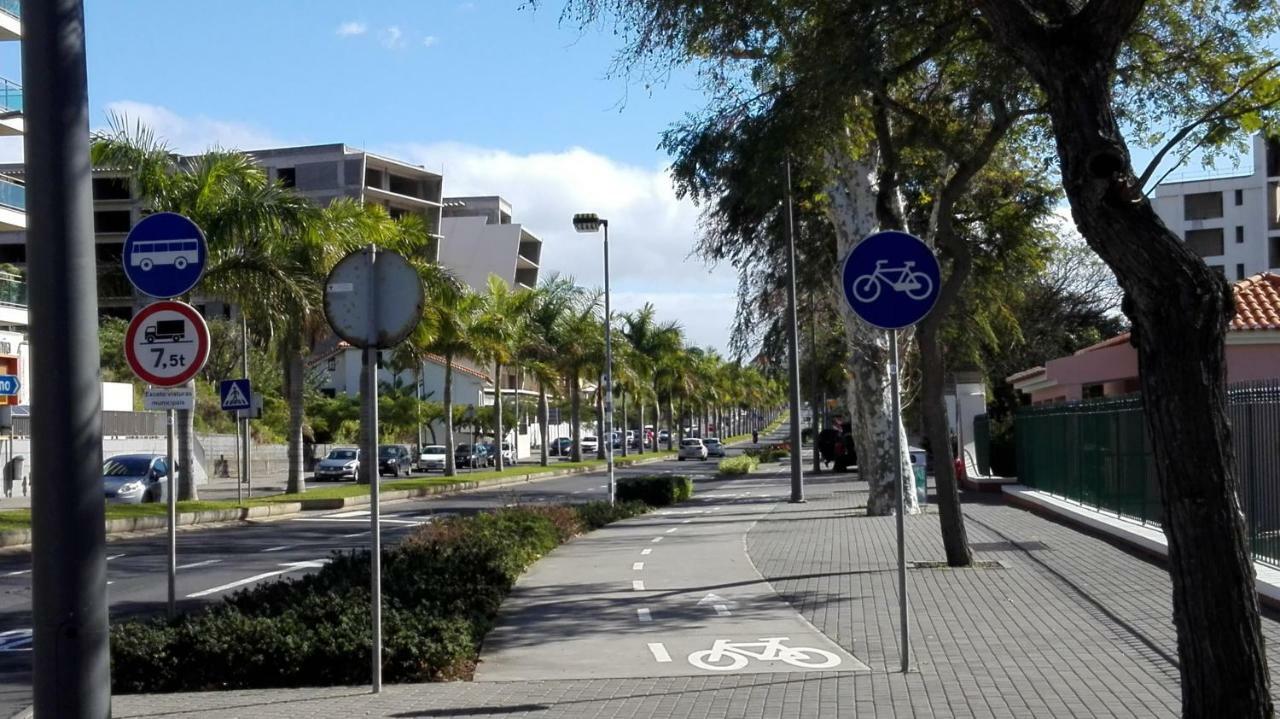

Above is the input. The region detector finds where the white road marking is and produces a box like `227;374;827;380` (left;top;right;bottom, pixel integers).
106;554;126;561
632;562;644;570
342;531;370;538
714;604;731;616
5;569;30;577
186;559;329;598
682;519;693;524
632;580;645;591
176;559;222;571
665;528;678;533
640;548;652;556
647;642;672;662
636;608;652;622
324;510;370;518
261;545;293;553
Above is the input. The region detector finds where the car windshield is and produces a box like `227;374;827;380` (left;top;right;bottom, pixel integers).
682;439;701;447
379;446;400;458
327;450;357;460
706;439;721;445
456;444;471;452
103;457;153;476
422;446;445;454
583;436;597;442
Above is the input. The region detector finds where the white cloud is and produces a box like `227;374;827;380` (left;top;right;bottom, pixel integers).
101;100;285;154
380;26;406;49
422;35;439;48
387;141;740;351
335;21;367;37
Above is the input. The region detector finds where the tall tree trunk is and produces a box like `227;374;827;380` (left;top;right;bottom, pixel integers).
177;408;196;500
620;388;629;457
284;337;305;495
824;144;918;516
637;398;645;455
976;4;1270;714
443;351;456;477
539;382;550;467
595;377;606;460
493;360;504;471
919;321;971;567
570;371;583;463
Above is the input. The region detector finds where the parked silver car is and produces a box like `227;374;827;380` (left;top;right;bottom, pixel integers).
102;454;169;504
315;448;360;481
704;437;726;458
678;438;708;461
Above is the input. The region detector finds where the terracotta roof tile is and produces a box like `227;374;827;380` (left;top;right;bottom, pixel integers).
1231;273;1280;331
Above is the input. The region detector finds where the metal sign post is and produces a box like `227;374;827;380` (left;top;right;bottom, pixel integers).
166;409;177;617
324;245;424;694
840;229;941;674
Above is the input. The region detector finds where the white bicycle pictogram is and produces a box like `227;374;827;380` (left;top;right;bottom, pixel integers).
851;260;933;303
687;637;842;671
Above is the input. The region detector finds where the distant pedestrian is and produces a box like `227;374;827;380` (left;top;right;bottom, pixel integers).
752;429;759;445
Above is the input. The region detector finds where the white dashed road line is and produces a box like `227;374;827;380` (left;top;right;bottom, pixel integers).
106;554;126;561
175;559;222;571
665;528;678;533
261;545;293;553
651;537;663;543
636;608;652;622
647;642;672;662
714;604;732;616
632;580;645;591
632;562;644;570
640;548;652;555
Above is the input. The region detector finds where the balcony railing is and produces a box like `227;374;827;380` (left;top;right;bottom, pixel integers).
0;273;25;308
0;0;18;20
0;175;23;211
0;76;22;113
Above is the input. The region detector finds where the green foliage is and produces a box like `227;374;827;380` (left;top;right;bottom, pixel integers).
744;445;789;463
110;501;657;692
616;475;693;506
717;454;759;476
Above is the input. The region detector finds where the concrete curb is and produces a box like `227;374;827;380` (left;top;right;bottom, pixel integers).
1003;484;1280;610
0;454;679;549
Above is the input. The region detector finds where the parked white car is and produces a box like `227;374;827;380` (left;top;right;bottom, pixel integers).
580;436;599;454
678;438;708;461
416;445;448;472
704;437;726;458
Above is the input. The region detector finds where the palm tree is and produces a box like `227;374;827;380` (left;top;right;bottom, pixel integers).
416;283;483;476
92;119;315;499
551;289;604;462
623;304;683;454
522;275;580;467
475;275;535;471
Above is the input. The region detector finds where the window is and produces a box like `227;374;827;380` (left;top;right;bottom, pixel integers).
92;177;131;201
1268;136;1280;177
1208;264;1225;277
1082;384;1105;399
1184;191;1224;220
94;210;132;233
276;167;296;188
1237;263;1246;280
1237;226;1245;244
1270;237;1280;269
0;245;24;264
1185;228;1224;257
1235;189;1245;206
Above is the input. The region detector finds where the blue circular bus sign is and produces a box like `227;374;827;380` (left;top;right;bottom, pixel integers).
122;212;207;299
841;230;941;330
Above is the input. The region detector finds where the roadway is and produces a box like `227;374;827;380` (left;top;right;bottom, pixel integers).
0;454;708;718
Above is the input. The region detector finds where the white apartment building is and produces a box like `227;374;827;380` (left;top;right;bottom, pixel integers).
1152;134;1280;281
439;195;542;291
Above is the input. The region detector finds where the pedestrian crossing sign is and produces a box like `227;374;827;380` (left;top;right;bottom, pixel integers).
219;378;252;411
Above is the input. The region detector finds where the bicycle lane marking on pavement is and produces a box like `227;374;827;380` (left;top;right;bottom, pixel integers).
473;473;869;681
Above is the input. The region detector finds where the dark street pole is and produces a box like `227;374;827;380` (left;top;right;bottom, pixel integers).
784;159;805;503
24;0;112;715
810;289;821;475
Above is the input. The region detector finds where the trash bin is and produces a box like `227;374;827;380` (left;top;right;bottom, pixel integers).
908;447;927;505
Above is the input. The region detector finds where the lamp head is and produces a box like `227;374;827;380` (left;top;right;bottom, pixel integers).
573;213;605;232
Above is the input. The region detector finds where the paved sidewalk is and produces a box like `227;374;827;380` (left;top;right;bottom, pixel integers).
107;467;1280;717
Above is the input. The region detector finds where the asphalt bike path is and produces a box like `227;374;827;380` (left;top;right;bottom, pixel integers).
0;460;660;718
476;470;869;681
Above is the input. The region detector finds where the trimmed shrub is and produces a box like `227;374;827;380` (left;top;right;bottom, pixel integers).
617;475;694;506
109;503;649;693
574;500;648;530
718;455;759;476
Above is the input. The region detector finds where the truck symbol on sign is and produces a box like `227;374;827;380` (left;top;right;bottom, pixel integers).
130;239;200;272
144;320;186;344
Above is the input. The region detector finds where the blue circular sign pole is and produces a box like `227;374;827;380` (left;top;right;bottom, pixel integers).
840;229;941;674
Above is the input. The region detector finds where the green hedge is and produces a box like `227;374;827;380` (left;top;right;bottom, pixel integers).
616;475;693;506
110;502;650;693
718;455;759;476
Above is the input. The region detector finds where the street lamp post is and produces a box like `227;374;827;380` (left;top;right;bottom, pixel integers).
573;213;615;505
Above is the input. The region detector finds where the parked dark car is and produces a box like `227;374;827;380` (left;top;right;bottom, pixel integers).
378;444;412;477
550;437;574;456
455;443;488;468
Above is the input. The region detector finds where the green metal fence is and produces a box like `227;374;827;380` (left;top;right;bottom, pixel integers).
973;414;991;476
1016;382;1280;566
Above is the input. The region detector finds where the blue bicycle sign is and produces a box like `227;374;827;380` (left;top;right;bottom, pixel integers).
841;230;940;330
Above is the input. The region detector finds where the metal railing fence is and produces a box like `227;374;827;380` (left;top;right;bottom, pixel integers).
1015;380;1280;566
13;411;166;438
